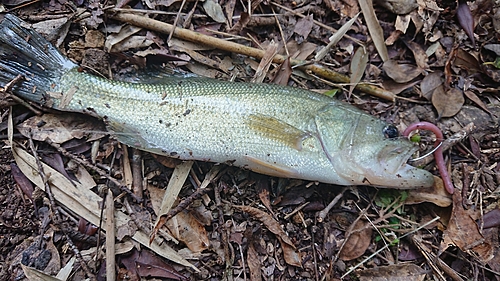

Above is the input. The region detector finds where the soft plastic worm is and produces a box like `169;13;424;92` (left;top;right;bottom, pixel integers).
403;122;455;194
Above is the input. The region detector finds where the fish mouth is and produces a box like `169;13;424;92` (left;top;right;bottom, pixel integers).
370;145;435;188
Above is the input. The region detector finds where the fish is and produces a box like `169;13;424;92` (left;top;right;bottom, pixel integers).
0;14;434;189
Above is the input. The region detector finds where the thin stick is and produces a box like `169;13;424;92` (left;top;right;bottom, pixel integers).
105;189;116;281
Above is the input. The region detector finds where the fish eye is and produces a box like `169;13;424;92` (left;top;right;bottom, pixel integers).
383;124;399;139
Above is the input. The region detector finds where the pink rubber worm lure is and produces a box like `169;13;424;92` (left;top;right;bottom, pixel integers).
403;122;455;194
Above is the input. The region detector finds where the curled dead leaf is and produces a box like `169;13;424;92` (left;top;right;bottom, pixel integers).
431;87;464;118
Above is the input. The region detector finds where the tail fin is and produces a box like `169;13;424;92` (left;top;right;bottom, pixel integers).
0;14;77;103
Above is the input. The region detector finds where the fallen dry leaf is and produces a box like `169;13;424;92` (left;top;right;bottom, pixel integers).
404;39;429;70
420;71;443;100
359;0;389;62
247;242;262;281
349;46;369;96
294;14;314;40
456;0;475;45
235;205;294;247
203;0;226;23
463;90;495;117
272;57;293;86
406;176;452;207
442;187;494;263
235;205;302;267
315;13;358;61
339;220;372;261
165;211;210;253
383;59;422;83
453;48;480;73
431;86;464;118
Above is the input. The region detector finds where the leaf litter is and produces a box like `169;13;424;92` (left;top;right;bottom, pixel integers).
1;0;500;280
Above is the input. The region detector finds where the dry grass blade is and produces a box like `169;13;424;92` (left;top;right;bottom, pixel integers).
315;13;359;61
349;46;368;97
358;0;389;62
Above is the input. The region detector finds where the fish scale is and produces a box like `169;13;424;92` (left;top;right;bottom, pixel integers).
0;14;435;188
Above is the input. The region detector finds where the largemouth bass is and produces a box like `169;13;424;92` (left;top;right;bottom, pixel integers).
0;14;434;188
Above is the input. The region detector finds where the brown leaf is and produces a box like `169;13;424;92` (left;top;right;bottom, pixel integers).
247;243;262;281
229;12;250;34
383;60;422;83
359;0;389;62
235;205;295;248
255;177;274;215
293;14;314;39
403;39;429;70
442;187;494;263
358;264;426;281
406;176;452;207
463;90;495;117
456;0;475;45
339;220;372;261
280;239;302;267
203;0;227;23
349;46;368;96
252;41;278;83
121;249;189;280
454;48;480;73
431;86;465;118
10;163;34;200
420;71;443;100
272;57;293;86
166;211;210;253
382;79;420;95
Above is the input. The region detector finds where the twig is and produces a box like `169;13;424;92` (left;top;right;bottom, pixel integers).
105;189;116;281
107;12;395;101
317;188;346;222
162;186;212;222
131;148;143;198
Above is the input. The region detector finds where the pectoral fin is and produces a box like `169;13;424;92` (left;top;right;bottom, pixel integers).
246;113;311;150
244;155;299;178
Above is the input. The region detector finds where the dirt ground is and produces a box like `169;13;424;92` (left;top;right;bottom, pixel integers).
1;0;500;280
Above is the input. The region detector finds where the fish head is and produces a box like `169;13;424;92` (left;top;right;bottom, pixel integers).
315;104;434;189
